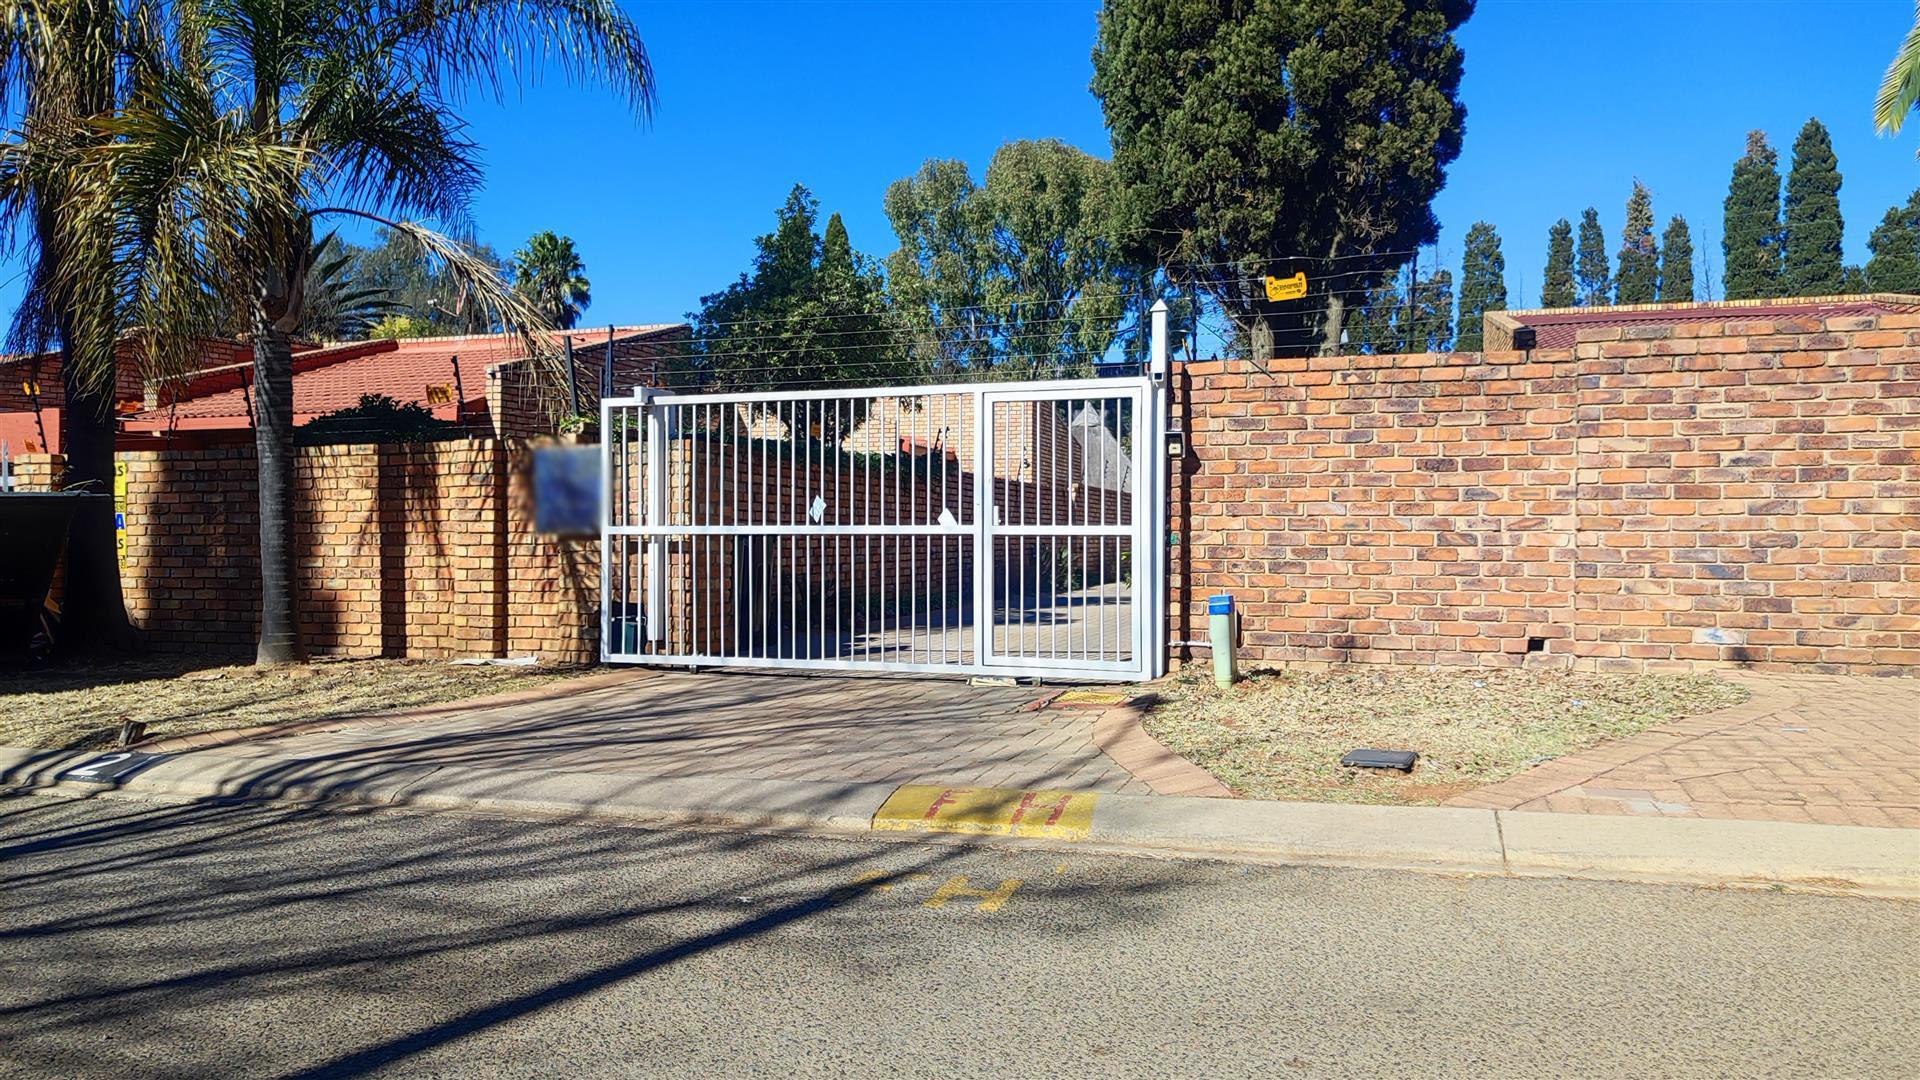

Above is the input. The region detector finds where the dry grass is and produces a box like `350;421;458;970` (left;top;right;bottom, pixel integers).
4;656;583;751
1144;665;1750;805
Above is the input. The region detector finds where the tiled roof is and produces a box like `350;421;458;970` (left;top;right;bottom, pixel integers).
1498;296;1920;350
127;325;681;429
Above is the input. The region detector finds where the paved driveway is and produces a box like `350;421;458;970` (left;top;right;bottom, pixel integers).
161;670;1155;794
1451;672;1920;828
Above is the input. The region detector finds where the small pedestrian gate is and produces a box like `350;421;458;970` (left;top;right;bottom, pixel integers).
600;376;1165;681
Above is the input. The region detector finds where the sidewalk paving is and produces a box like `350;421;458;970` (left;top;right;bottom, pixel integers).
142;669;1169;795
1447;672;1920;829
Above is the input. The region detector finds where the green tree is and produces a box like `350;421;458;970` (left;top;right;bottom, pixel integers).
1784;118;1845;295
298;232;396;341
352;228;509;334
0;0;139;651
885;140;1135;376
1575;208;1610;306
1541;218;1575;306
1092;0;1472;357
65;0;654;665
1863;191;1920;291
1345;277;1404;354
694;187;911;440
1405;267;1454;352
1843;265;1869;292
1614;182;1658;304
515;232;592;330
1659;216;1696;302
1723;130;1785;299
1454;222;1506;350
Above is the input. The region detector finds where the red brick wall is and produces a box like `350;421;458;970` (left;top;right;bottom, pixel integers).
45;439;600;661
1169;311;1920;674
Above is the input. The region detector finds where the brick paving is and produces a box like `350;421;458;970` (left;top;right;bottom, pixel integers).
163;669;1154;794
1448;673;1920;828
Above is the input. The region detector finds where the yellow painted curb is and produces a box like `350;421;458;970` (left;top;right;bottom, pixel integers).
873;784;1099;840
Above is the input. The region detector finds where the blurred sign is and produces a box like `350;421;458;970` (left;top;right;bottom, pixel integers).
1264;271;1307;302
113;460;128;566
424;383;456;406
532;445;600;536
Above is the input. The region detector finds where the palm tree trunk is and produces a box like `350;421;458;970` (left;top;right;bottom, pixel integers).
56;331;137;654
252;322;301;664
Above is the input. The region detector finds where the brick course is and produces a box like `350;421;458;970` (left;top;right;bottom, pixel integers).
22;438;598;662
1169;313;1920;675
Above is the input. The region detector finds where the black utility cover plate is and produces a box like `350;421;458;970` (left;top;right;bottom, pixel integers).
1341;749;1418;772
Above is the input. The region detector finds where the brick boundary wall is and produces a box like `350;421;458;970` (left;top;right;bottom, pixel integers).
1168;311;1920;675
19;439;598;663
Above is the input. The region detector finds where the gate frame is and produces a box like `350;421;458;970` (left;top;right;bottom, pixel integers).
600;318;1170;682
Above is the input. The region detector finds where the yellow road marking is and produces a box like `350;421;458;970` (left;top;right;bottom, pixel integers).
872;784;1098;840
922;875;1023;913
1052;688;1136;707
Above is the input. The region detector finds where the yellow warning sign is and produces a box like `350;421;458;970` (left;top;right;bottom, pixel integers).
1264;271;1307;302
113;459;128;567
873;784;1098;840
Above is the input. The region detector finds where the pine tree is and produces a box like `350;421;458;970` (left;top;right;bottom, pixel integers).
1658;216;1695;302
1863;191;1920;292
1614;182;1658;304
1783;118;1845;295
1842;265;1868;292
1455;221;1506;350
1541;218;1575;307
1575;207;1610;306
1723;130;1784;299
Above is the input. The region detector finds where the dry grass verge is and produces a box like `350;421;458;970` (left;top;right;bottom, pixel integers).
5;656;581;752
1144;666;1749;805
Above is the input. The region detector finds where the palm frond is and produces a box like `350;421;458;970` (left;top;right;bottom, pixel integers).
1878;4;1920;136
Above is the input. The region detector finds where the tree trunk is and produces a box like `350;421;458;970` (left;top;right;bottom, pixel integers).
1250;315;1274;363
55;343;137;654
1318;292;1348;356
253;323;301;665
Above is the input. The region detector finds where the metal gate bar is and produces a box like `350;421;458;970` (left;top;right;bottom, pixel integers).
602;375;1161;681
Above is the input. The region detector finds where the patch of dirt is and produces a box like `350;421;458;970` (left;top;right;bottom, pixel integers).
1143;666;1750;806
4;656;582;752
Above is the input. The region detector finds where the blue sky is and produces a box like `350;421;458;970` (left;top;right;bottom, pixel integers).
9;1;1918;329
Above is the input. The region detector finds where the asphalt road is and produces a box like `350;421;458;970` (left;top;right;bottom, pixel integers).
1;793;1913;1079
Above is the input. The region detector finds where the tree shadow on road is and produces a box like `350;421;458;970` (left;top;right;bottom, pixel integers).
0;790;1185;1079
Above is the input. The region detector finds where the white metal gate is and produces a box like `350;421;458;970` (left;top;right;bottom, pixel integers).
600;376;1164;681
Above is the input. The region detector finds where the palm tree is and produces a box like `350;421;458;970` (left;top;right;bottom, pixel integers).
0;0;145;652
297;231;396;341
514;231;592;329
56;0;653;664
1879;4;1920;140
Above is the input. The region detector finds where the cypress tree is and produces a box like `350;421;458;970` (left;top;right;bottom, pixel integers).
1842;265;1868;292
1575;207;1610;306
1541;218;1575;306
1783;118;1845;295
1455;221;1506;350
1723;130;1784;299
1659;216;1695;302
1614;182;1658;304
1863;192;1920;291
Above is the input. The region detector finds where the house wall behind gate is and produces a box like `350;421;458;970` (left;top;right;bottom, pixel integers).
1170;312;1920;675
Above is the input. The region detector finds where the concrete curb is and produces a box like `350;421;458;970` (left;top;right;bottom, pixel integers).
1089;700;1235;798
5;746;1914;898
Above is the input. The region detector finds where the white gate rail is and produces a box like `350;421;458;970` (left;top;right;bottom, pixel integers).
601;374;1164;681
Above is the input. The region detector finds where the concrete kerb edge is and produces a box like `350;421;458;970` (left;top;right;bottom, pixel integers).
4;746;1913;898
